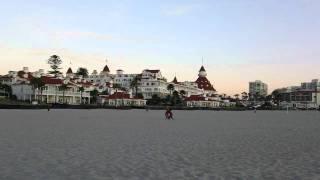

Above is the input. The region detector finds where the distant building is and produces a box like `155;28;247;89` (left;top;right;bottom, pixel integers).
113;69;139;90
11;76;91;104
101;92;146;107
185;95;220;108
249;80;268;97
275;79;320;108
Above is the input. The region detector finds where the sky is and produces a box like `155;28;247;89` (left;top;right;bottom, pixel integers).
0;0;319;95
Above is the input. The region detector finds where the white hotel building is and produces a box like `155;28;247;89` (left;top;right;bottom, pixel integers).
137;66;217;99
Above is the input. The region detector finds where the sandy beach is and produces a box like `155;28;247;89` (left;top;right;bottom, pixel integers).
0;110;320;180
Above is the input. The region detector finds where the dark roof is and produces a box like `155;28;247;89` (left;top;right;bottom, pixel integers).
103;65;110;72
172;76;179;84
66;67;73;74
41;76;63;85
199;66;206;72
107;92;130;99
145;69;160;73
195;76;216;91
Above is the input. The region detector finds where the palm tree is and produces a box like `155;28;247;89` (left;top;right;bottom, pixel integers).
79;87;85;104
241;92;248;101
172;90;181;105
234;94;240;100
30;77;45;103
90;89;99;104
179;90;186;97
59;84;68;104
167;84;174;96
130;76;140;97
76;67;89;78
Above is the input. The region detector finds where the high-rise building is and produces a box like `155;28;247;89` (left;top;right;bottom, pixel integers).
249;80;268;97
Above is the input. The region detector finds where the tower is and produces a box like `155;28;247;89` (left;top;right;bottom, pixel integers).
66;67;74;78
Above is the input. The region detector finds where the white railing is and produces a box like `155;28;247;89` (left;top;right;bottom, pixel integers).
35;90;90;97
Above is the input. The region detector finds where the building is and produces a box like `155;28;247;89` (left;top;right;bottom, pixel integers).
86;64;113;86
137;66;217;99
275;79;320;108
137;69;169;99
11;76;91;104
101;92;146;107
249;80;268;97
185;95;220;108
195;66;216;95
113;69;139;90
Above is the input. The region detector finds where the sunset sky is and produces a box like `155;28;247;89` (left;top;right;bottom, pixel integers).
0;0;319;95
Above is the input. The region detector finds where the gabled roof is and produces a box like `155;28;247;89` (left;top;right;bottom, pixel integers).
199;66;206;72
66;67;73;74
103;65;110;72
195;76;216;91
172;76;179;84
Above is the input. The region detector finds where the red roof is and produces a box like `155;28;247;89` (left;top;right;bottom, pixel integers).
41;76;63;85
195;76;216;91
185;95;206;101
78;81;93;87
106;92;130;99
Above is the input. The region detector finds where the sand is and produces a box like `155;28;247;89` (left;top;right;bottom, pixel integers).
0;110;320;180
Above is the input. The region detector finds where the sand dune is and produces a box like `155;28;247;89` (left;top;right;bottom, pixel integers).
0;110;320;180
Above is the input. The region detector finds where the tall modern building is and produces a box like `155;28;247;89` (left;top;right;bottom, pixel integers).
249;80;268;97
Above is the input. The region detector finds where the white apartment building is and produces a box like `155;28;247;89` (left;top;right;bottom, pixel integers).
249;80;268;97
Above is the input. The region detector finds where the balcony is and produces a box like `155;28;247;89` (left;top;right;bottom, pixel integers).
35;90;90;97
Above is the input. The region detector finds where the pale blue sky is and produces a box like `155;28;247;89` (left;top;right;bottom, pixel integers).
0;0;319;94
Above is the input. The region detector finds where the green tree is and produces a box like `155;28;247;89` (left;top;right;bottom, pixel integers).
179;90;186;97
149;94;161;105
241;92;248;101
79;87;85;104
130;76;140;97
59;84;68;104
167;84;174;96
234;94;240;101
0;83;12;98
90;89;99;104
30;77;45;103
76;67;89;78
48;55;63;77
172;90;181;105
